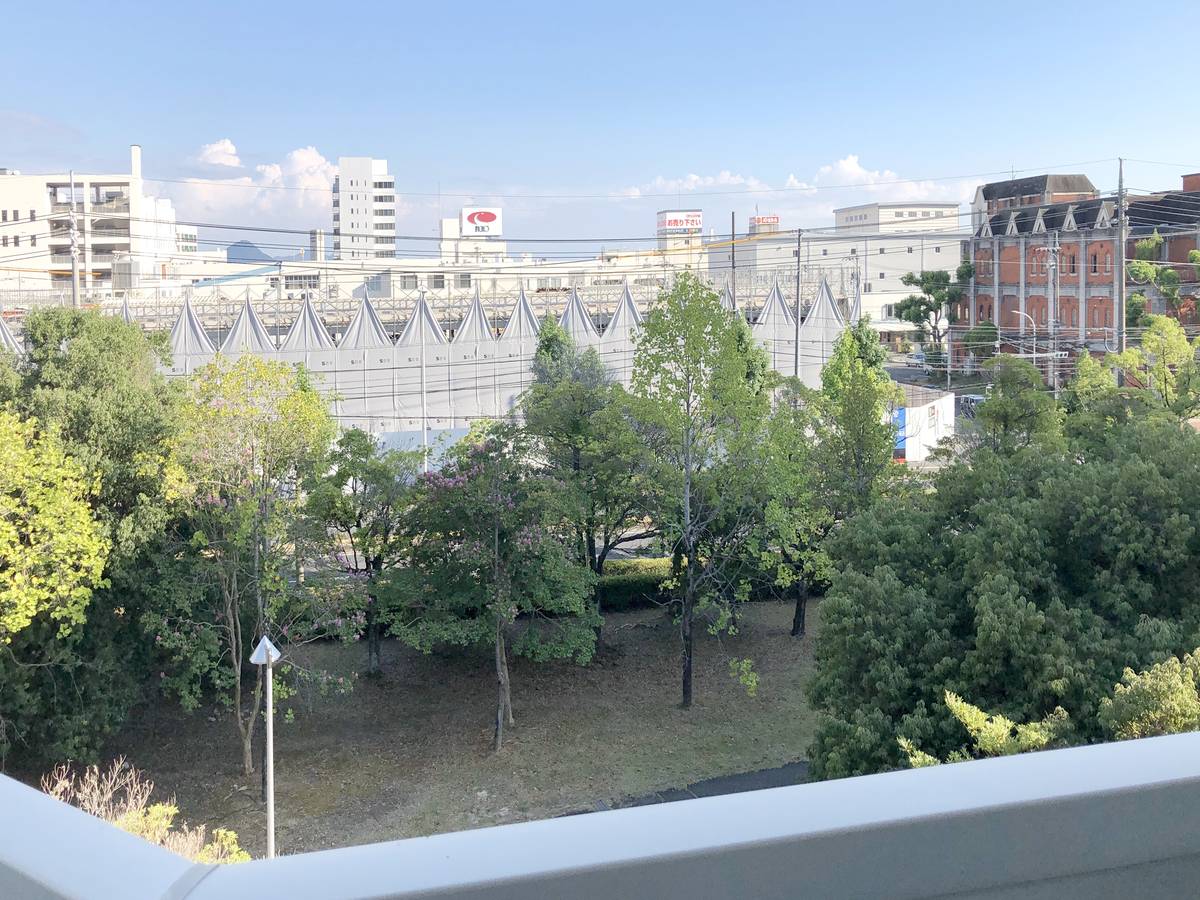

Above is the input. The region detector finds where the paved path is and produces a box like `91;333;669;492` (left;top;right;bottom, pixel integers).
563;761;811;816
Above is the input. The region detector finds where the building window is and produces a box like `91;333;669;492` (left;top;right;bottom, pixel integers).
907;246;913;253
456;273;471;289
878;272;885;279
1;236;6;247
399;274;417;289
934;246;941;253
30;234;35;246
850;248;856;255
1104;253;1112;274
922;211;931;217
429;274;445;289
29;210;35;221
879;248;886;254
12;236;18;247
908;211;917;217
1;211;6;222
821;248;827;256
1091;253;1098;274
894;211;904;218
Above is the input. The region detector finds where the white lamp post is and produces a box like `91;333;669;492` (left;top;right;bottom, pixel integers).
250;635;281;858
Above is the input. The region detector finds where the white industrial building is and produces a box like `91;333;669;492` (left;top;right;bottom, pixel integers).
0;146;187;292
706;202;969;344
332;157;396;260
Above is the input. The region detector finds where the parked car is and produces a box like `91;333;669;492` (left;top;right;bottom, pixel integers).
904;351;926;368
960;393;987;419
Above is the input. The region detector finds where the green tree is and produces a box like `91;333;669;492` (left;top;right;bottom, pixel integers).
0;412;108;642
305;428;421;676
521;322;660;576
392;424;597;750
814;318;902;520
1108;314;1200;419
1099;651;1200;740
809;412;1200;779
1128;230;1183;312
750;380;827;637
169;356;335;774
1126;293;1151;329
898;690;1073;767
896;262;973;365
632;272;772;707
974;356;1062;452
961;320;999;365
0;309;179;764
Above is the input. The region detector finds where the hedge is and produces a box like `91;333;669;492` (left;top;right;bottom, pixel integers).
595;557;674;612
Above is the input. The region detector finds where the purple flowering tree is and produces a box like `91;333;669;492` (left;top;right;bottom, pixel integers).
391;423;597;751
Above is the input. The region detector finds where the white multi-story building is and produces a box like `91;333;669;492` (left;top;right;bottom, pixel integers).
0;145;183;292
834;201;960;233
332;157;395;260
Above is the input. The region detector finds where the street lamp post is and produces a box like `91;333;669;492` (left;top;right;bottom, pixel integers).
250;635;281;858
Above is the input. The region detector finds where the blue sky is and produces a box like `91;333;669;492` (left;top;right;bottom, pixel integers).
4;0;1197;252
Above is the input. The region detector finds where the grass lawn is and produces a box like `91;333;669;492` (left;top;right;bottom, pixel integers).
105;599;821;856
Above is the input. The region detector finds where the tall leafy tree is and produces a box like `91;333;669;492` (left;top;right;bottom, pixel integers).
1108;314;1200;419
895;262;973;364
0;412;107;643
632;272;772;707
391;424;597;750
973;356;1063;453
751;380;826;637
813;318;903;521
305;428;421;675
0;309;179;764
521;321;660;576
168;356;335;774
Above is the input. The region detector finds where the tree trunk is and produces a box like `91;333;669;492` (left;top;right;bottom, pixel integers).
681;549;697;709
791;589;808;638
365;594;381;676
242;727;254;778
493;618;514;751
681;589;694;709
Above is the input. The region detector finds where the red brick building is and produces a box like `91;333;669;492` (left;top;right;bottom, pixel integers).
954;174;1200;368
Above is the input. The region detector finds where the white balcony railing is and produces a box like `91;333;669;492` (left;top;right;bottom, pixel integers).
2;732;1200;898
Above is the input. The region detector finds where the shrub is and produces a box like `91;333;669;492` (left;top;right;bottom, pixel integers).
596;558;673;612
42;757;250;863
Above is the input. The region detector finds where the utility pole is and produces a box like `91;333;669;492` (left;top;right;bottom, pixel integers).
793;227;803;378
1116;157;1127;354
68;170;80;309
1048;231;1061;398
729;212;737;313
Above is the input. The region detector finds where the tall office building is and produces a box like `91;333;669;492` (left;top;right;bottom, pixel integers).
332;157;395;260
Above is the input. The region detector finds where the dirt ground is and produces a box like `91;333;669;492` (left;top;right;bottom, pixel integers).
105;599;820;857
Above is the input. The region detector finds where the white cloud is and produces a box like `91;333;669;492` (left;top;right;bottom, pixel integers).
196;138;242;168
168;144;340;233
619;170;772;199
618;157;973;231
